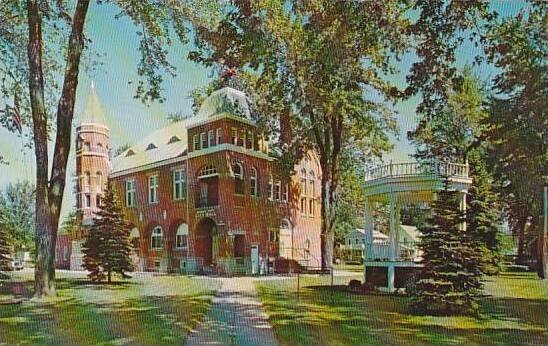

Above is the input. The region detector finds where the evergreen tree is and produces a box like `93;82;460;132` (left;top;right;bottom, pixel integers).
467;151;502;275
0;216;12;280
82;181;134;283
414;182;484;316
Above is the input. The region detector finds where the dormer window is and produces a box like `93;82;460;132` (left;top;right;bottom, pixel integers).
146;143;157;151
125;149;136;157
168;136;180;144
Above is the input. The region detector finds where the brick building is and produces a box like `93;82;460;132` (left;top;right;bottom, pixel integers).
60;85;322;275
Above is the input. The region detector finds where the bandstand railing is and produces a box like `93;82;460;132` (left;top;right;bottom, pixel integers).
364;241;419;262
365;161;469;181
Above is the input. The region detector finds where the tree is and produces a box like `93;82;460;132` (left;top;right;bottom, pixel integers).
189;1;496;270
0;181;35;251
0;214;12;280
410;69;503;274
82;181;134;283
414;183;483;316
58;209;80;235
484;1;547;278
467;151;503;275
0;0;209;296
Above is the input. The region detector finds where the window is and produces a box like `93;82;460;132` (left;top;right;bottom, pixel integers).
282;184;289;202
274;181;281;201
63;246;69;261
309;199;315;216
239;129;246;146
85;194;91;208
248;131;254;150
84;171;91;186
300;169;307;196
269;229;279;242
300;196;306;215
148;175;159;204
168;136;180;144
233;163;244;195
146;143;157;151
231;127;238;145
175;224;188;249
200;132;207;149
308;171;315;197
250;167;258;197
216;128;222;145
97;143;103;153
173;169;186;200
208;130;215;147
84;141;90;151
151;226;163;249
96;194;101;208
268;176;273;200
193;134;199;151
96;171;102;190
126;179;136;207
198;165;218;178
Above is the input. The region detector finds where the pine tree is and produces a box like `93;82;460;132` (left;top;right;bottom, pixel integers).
413;182;484;316
0;220;12;280
82;181;134;283
467;151;502;275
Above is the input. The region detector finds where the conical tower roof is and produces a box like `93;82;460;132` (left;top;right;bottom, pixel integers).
80;81;107;126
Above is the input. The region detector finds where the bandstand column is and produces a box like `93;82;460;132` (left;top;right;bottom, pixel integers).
364;198;374;282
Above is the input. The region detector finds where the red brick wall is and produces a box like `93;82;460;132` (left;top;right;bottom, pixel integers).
108;116;322;272
55;234;73;269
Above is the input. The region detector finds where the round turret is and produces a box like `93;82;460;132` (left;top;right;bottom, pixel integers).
75;82;111;224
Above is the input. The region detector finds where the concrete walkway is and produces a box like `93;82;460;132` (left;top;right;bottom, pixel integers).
186;277;278;346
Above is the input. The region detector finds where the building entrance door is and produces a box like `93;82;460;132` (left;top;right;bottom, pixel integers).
234;235;245;258
251;244;259;275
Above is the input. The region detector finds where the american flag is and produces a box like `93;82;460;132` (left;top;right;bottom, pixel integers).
11;93;22;134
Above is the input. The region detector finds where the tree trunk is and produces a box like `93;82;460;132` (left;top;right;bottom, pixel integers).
319;157;337;271
26;0;91;297
538;230;547;279
516;218;528;266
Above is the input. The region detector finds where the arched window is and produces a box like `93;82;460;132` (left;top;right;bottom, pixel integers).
84;141;91;151
175;224;188;249
84;171;91;186
250;167;258;197
280;219;291;230
96;171;102;190
300;169;307;215
308;171;315;197
97;143;103;153
151;226;163;249
233;163;244;195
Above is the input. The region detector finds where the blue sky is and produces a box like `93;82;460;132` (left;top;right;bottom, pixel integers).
0;1;526;221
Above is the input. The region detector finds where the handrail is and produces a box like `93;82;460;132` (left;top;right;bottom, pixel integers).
365;161;469;181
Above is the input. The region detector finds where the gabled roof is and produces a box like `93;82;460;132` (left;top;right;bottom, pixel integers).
110;87;256;175
345;229;388;241
80;82;107;126
111;120;192;174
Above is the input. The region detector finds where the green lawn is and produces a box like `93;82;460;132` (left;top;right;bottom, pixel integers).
0;270;220;346
256;272;548;346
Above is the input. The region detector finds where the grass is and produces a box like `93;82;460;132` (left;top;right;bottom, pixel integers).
0;270;220;346
256;271;548;346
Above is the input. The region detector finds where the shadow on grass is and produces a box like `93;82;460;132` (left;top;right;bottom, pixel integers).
257;279;548;346
0;278;217;346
